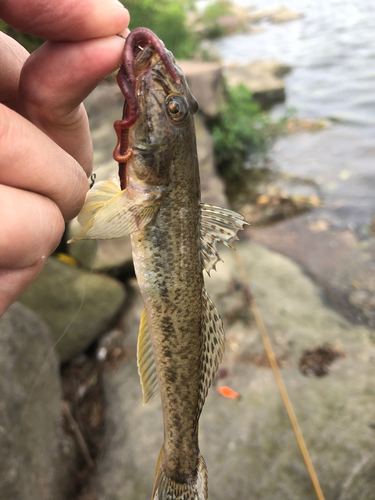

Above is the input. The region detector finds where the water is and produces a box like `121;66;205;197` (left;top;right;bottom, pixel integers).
212;0;375;126
207;0;375;232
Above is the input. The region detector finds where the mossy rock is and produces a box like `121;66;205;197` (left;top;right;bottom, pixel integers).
19;257;126;362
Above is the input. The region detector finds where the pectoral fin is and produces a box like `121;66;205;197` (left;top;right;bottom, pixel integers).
68;176;166;242
196;288;225;423
200;203;248;275
137;308;159;404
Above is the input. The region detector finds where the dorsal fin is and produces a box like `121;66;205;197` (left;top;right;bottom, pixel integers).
200;203;248;275
137;308;159;404
196;287;225;423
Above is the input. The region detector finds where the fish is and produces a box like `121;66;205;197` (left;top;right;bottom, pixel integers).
69;28;247;500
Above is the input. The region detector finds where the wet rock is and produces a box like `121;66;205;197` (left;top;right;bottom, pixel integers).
223;60;291;108
227;165;322;226
251;214;375;327
18;257;126;362
248;125;375;326
88;242;375;500
178;61;226;118
0;303;76;500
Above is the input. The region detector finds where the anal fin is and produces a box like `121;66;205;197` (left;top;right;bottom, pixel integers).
137;308;159;404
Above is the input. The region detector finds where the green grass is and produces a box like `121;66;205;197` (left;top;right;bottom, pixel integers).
122;0;197;59
201;0;233;23
212;84;288;180
0;20;44;52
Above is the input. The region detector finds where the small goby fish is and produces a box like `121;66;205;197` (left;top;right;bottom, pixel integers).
70;28;247;500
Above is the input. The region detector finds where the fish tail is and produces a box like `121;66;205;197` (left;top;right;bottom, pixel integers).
152;447;208;500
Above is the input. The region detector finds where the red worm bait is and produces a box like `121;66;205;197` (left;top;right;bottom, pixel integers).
113;28;180;190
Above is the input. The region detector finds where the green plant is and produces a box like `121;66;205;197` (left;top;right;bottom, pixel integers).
201;0;233;23
212;84;287;180
123;0;197;59
203;22;227;40
0;20;44;52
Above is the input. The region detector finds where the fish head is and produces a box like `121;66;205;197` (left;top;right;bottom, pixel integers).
127;44;198;189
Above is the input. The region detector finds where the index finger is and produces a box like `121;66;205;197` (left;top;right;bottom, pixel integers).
0;0;129;41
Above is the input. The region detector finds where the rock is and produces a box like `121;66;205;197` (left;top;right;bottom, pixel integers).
0;303;76;500
87;241;375;499
178;61;226;118
337;454;375;500
223;60;292;108
68;230;134;273
269;7;303;23
247;7;303;24
195;3;260;39
212;15;248;36
195;113;228;208
231;171;322;226
18;257;126;362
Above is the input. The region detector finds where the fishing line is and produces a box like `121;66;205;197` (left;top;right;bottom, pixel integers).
0;31;27;64
21;242;98;425
232;249;326;500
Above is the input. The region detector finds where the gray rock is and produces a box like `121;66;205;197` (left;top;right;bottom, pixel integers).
195;112;228;208
269;8;303;23
223;60;292;108
88;242;375;500
18;257;126;362
0;303;76;500
338;454;375;500
247;7;303;24
68;231;134;273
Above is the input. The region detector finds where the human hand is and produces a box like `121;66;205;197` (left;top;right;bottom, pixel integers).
0;0;130;315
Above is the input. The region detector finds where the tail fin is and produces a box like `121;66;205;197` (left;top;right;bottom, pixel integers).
152;448;208;500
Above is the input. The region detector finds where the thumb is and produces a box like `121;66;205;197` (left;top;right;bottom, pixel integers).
18;33;127;175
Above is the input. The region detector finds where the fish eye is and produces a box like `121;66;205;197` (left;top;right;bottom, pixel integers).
166;95;188;123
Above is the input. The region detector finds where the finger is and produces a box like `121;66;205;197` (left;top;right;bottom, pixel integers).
0;104;88;221
0;184;65;269
0;265;45;317
18;35;127;174
0;0;129;41
0;32;29;109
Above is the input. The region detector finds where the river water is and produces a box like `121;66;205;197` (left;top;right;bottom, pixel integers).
208;0;375;234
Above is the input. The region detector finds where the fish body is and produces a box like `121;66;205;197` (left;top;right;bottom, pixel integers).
70;35;247;500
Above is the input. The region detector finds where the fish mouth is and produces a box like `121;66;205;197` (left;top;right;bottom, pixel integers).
134;45;156;79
